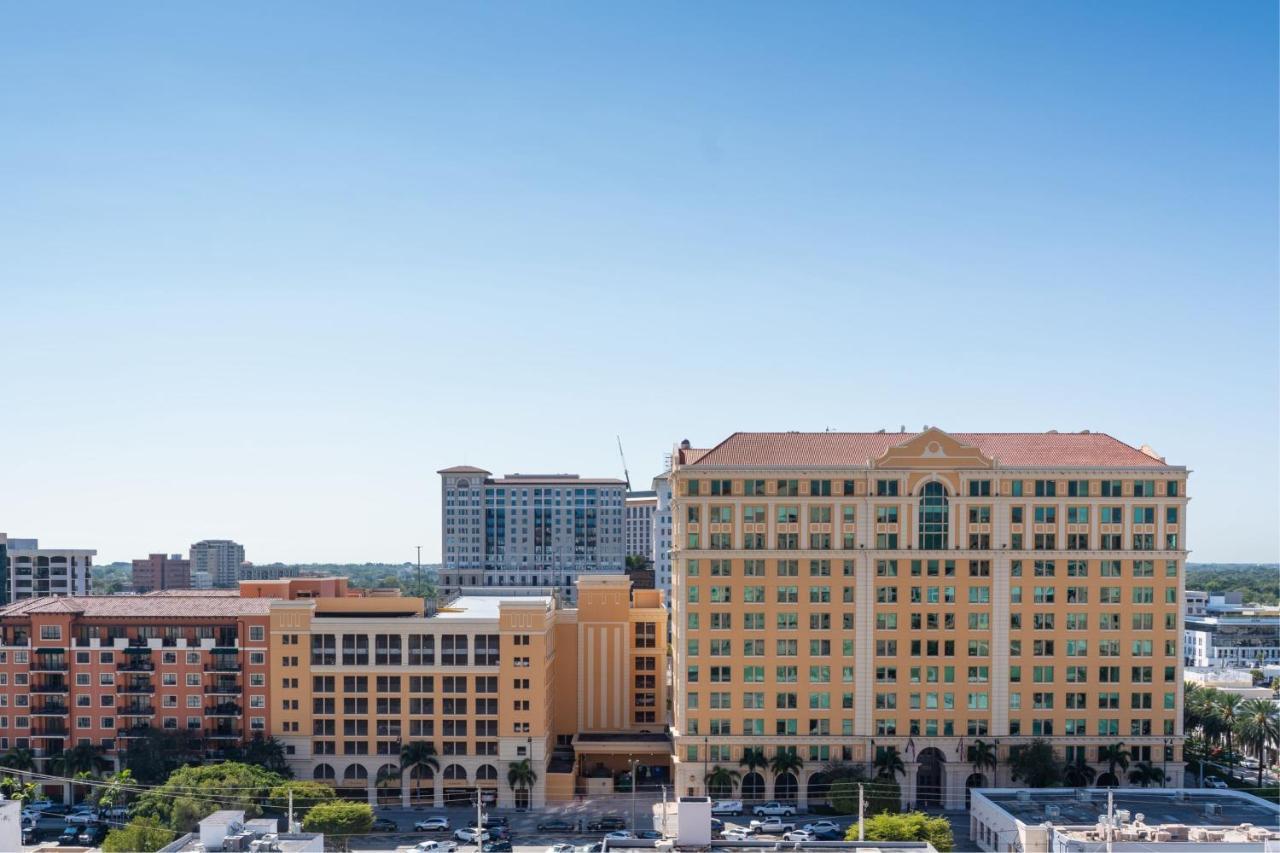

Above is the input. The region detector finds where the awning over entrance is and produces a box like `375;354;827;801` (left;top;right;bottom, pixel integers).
572;731;673;756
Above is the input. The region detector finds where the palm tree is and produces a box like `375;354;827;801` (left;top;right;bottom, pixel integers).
967;739;997;783
401;741;440;803
507;759;538;793
1214;693;1246;773
769;750;805;778
1236;698;1280;787
739;748;769;774
1098;743;1131;780
703;765;740;798
1;747;35;774
1062;757;1097;787
873;746;905;781
1126;761;1166;788
51;742;109;777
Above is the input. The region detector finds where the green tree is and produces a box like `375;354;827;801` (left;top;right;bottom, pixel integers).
244;736;293;777
1062;756;1097;787
739;748;768;773
850;811;954;852
96;769;136;812
1098;743;1131;780
124;728;200;784
769;750;805;778
267;781;338;814
401;741;440;803
1236;698;1280;788
506;758;538;792
102;817;173;853
52;742;110;776
703;765;740;797
828;780;860;814
302;801;373;852
0;747;35;773
874;746;905;781
1214;692;1246;774
131;763;284;833
967;740;997;781
1126;761;1166;788
1009;740;1061;788
0;776;38;802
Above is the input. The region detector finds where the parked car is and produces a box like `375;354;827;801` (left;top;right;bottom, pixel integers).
414;841;459;853
784;829;815;842
587;817;627;832
484;816;510;829
750;818;796;835
634;830;663;840
578;845;604;853
57;826;82;846
103;805;130;821
803;820;842;834
721;828;751;841
78;824;109;846
538;819;575;832
1203;777;1229;789
455;828;491;843
546;845;576;853
604;831;634;841
811;827;844;840
711;799;744;816
752;802;796;817
482;841;513;853
371;817;400;832
416;817;452;832
67;810;100;826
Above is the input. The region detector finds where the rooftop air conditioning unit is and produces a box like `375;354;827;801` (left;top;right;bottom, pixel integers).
1045;806;1061;819
1017;791;1032;802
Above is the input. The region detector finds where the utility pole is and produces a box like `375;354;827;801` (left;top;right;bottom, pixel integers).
630;758;639;832
857;783;865;840
1105;788;1114;853
288;788;295;834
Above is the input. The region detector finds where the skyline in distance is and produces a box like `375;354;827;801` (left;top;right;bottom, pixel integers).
1;3;1275;564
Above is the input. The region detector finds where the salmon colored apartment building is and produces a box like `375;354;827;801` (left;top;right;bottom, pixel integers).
670;429;1188;809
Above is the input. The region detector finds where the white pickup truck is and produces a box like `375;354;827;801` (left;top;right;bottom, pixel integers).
750;817;797;835
751;801;797;817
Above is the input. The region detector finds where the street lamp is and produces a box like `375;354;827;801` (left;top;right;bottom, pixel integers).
703;736;709;796
629;758;640;831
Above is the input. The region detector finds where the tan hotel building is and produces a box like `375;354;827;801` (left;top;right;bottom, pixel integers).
267;575;669;808
670;429;1187;809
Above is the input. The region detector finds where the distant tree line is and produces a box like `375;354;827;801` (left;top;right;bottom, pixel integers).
1186;563;1280;606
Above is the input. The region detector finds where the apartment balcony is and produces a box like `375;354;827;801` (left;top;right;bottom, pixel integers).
30;678;69;694
204;703;242;718
204;682;242;695
31;723;69;738
118;659;155;672
120;705;156;717
204;659;240;674
119;682;156;695
203;748;238;760
205;728;241;740
30;656;68;673
31;702;69;716
117;726;155;739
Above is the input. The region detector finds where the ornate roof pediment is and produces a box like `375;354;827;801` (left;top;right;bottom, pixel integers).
872;427;995;470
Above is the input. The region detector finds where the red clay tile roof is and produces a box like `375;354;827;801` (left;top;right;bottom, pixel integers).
0;595;273;619
437;465;492;475
688;431;1176;469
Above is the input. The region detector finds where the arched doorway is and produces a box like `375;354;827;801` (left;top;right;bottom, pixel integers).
410;765;435;806
807;773;832;805
1097;773;1119;788
313;763;335;782
916;748;945;807
376;764;400;805
965;773;987;809
741;771;765;801
443;763;471;806
774;772;798;803
476;764;498;806
340;764;368;801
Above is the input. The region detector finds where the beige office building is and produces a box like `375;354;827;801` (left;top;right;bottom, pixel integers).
670;429;1187;809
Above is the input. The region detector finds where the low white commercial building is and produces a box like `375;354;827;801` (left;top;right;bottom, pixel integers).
970;788;1280;853
1185;614;1280;668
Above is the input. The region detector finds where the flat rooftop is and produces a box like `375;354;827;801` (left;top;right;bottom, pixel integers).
978;788;1280;828
432;595;553;620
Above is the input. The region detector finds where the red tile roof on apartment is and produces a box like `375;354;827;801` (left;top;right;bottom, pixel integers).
687;431;1176;469
0;595;273;619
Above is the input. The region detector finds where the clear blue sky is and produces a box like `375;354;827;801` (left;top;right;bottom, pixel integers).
1;2;1275;564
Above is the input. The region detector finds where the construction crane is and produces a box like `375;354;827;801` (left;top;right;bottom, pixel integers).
616;435;632;492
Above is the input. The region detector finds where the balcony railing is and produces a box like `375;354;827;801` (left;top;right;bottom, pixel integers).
204;703;242;717
205;728;241;740
121;706;155;716
118;660;155;672
31;703;69;716
204;683;242;695
31;680;69;694
117;727;154;739
119;683;155;694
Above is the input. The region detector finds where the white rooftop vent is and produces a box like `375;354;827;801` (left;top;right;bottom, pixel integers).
1045;805;1061;819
